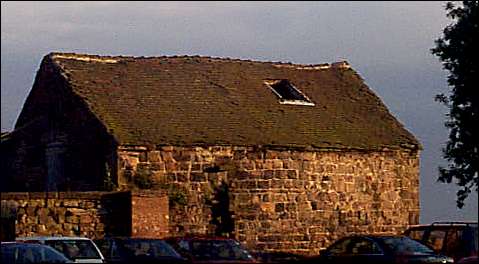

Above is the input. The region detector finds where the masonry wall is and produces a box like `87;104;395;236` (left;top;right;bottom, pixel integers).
118;145;420;255
0;191;169;239
131;190;169;238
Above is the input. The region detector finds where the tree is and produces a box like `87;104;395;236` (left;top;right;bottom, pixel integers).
432;1;478;208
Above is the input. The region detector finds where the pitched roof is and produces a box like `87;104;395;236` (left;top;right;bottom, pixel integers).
34;52;420;150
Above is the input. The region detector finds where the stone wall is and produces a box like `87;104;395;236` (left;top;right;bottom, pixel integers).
1;191;169;239
131;190;169;238
118;145;420;255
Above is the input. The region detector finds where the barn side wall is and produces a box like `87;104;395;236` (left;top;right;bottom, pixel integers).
118;145;420;255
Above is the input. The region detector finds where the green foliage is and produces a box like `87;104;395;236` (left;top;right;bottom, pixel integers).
103;163;116;191
432;1;479;208
134;168;153;189
169;187;188;207
157;182;188;207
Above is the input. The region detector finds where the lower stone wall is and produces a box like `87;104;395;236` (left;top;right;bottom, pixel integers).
131;190;169;238
118;145;420;255
0;191;169;239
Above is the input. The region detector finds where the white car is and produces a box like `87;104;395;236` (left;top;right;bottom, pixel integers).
16;236;105;263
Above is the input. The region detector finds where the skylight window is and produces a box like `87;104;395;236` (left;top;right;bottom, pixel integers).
264;79;315;106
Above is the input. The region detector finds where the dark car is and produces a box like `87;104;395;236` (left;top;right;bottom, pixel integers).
17;236;105;263
1;241;72;263
94;237;189;264
404;221;478;262
252;251;306;263
165;236;257;264
305;235;453;264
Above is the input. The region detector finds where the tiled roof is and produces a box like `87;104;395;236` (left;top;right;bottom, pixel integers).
41;52;419;150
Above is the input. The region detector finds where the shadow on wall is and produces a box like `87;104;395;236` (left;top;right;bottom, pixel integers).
210;180;234;237
1;201;17;241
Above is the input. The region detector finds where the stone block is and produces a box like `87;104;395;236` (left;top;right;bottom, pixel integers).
235;170;250;180
265;150;280;159
272;160;283;169
284;180;294;189
191;162;202;172
275;203;285;213
148;151;162;162
241;160;255;170
177;172;189;182
262;170;274;180
257;180;270;189
271;179;283;189
287;170;298;179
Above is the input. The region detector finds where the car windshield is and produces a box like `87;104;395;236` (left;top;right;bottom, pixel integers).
379;237;435;255
1;243;71;263
189;239;254;261
116;239;182;259
45;240;101;260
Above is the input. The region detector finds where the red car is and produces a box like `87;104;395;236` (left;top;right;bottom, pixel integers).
404;221;478;263
165;236;258;264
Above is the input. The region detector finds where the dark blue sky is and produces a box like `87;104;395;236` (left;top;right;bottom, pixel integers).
1;1;477;222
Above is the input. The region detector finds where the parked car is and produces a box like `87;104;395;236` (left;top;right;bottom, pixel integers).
1;241;72;263
404;221;478;262
165;235;257;264
94;237;189;264
252;251;306;263
457;256;478;264
16;236;105;263
304;235;454;264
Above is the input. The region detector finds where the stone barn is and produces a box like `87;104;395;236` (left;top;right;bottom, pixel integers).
4;52;421;254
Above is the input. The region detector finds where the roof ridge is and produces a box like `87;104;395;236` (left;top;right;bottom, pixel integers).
47;52;350;70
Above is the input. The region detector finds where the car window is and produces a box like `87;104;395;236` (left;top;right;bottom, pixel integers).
349;239;382;255
45;240;101;260
41;246;72;262
465;226;479;254
427;230;447;252
94;239;111;258
116;239;182;258
1;244;70;263
381;237;435;255
444;229;463;256
326;238;353;256
408;230;425;241
20;246;43;263
178;240;190;251
226;240;254;260
190;240;253;261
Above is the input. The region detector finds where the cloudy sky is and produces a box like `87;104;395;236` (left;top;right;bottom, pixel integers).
1;1;477;223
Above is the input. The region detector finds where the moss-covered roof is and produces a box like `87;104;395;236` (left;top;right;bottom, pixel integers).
44;52;420;150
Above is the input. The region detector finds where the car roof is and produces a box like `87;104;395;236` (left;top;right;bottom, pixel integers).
2;241;56;247
1;241;17;244
17;236;93;241
343;234;408;238
335;235;414;242
406;222;478;230
98;237;168;241
166;235;237;241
